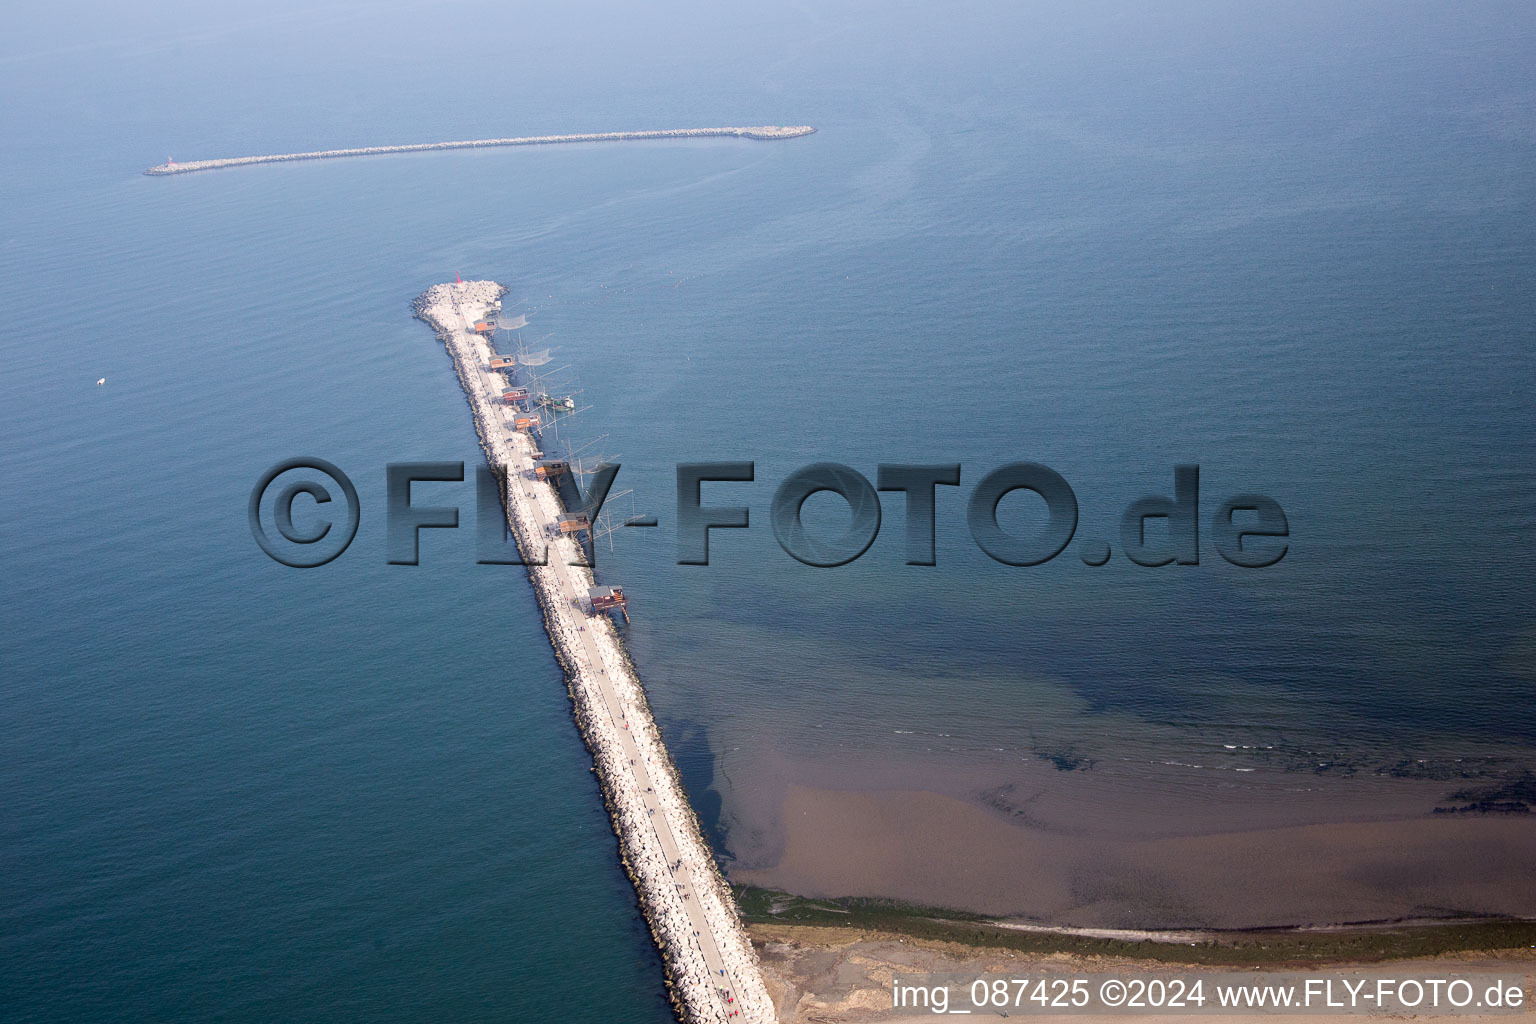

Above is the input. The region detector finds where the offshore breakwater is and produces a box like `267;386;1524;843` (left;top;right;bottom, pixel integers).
414;280;776;1024
144;126;814;176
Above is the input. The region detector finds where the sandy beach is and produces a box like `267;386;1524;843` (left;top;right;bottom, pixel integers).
749;924;1536;1024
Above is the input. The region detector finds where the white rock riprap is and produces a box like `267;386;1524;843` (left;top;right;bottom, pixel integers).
145;126;815;175
414;280;776;1024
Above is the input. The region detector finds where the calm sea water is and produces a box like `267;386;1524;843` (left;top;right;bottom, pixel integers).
3;1;1534;1019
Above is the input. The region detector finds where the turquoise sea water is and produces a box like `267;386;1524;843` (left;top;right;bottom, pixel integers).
3;1;1534;1019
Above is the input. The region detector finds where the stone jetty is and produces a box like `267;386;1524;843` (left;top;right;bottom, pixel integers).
145;126;815;175
414;280;777;1024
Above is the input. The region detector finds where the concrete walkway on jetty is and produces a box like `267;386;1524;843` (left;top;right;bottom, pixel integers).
415;281;776;1024
144;126;814;176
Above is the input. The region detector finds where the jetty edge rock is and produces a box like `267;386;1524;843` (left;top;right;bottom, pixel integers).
413;280;777;1024
145;126;815;175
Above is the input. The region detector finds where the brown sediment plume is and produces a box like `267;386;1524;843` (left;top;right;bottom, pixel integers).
733;784;1536;930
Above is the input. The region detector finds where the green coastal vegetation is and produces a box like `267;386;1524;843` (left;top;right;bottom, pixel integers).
735;886;1536;965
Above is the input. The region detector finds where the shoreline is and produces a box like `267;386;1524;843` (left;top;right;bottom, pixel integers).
144;126;815;176
414;280;775;1024
737;888;1536;965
